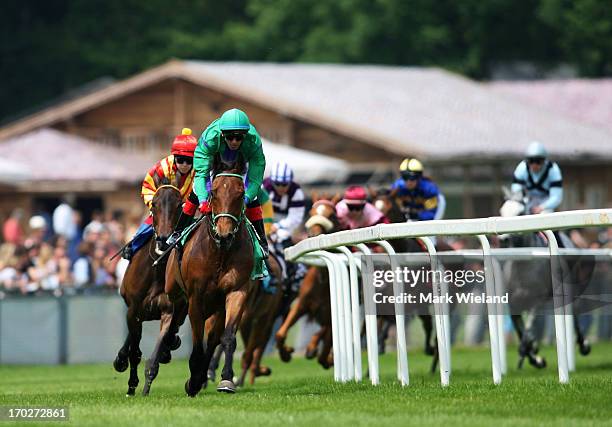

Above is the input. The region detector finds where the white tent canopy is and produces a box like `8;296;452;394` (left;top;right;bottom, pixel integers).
262;139;349;184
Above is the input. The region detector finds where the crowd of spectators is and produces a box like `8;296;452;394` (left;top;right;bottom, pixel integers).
1;199;612;298
0;203;141;296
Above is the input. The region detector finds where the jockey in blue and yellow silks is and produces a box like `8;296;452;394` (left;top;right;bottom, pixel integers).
391;158;440;221
122;128;197;260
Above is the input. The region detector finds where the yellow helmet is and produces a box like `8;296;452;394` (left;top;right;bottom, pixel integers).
399;158;423;179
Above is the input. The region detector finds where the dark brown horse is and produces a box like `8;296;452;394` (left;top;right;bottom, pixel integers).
113;185;188;396
275;198;340;369
165;170;256;396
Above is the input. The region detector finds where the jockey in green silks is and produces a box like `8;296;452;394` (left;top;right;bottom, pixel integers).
168;108;268;256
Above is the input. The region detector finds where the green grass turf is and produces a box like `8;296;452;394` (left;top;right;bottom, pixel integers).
1;343;611;427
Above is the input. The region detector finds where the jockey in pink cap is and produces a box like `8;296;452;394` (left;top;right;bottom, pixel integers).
336;185;389;230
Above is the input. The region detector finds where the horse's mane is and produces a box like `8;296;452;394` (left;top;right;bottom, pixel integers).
212;153;246;176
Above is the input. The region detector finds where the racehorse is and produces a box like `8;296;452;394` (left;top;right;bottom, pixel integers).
274;197;340;369
165;167;256;396
113;185;188;396
500;189;594;368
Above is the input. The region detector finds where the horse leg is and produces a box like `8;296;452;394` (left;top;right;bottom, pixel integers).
207;344;223;382
185;296;206;397
574;315;591;356
142;311;173;396
217;290;248;393
249;347;267;385
161;300;188;361
318;326;333;369
238;331;256;388
378;317;393;355
246;315;277;385
305;328;325;359
275;300;308;362
126;307;143;396
202;315;224;389
113;334;130;373
512;314;546;369
419;315;435;356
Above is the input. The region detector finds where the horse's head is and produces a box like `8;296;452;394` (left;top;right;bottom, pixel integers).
370;187;404;223
210;172;244;249
305;199;338;237
151;185;182;254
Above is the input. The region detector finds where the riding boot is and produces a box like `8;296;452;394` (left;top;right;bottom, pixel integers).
166;213;194;246
252;218;269;258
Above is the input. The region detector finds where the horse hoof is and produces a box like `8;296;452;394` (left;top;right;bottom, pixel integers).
170;335;181;351
256;366;272;377
530;356;547;369
126;387;136;396
113;356;129;373
142;383;151;397
185;379;200;397
319;359;331;370
159;350;172;364
305;347;317;359
579;340;591;356
279;346;294;363
217;380;236;393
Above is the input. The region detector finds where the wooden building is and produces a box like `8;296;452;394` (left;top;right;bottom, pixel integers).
1;60;610;223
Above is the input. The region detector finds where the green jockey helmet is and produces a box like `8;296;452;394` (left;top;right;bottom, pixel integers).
219;108;251;132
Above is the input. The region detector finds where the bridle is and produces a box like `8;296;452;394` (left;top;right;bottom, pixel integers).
209;173;245;246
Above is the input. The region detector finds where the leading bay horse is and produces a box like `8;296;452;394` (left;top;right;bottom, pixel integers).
113;185;188;396
165;168;256;396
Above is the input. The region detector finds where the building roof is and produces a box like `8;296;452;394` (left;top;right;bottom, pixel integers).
0;128;347;187
0;157;30;184
1;60;611;160
0;129;158;186
489;79;612;134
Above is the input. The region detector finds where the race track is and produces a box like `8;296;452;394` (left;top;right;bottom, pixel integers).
1;343;611;427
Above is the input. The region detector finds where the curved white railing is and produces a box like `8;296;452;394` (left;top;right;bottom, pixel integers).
284;209;612;386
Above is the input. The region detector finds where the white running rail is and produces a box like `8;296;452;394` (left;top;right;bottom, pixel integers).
285;209;612;386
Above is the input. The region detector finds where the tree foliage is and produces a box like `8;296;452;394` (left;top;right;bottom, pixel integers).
1;0;610;121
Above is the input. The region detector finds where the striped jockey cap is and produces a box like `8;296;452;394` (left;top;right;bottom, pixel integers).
270;161;294;184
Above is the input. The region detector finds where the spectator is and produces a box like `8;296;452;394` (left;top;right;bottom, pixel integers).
2;208;24;244
15;244;36;294
24;215;48;248
106;210;126;245
91;243;116;288
52;195;77;241
27;243;53;291
73;241;94;287
0;243;18;290
82;210;104;242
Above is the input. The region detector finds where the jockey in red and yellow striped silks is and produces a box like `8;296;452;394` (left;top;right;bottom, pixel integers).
122;128;198;261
